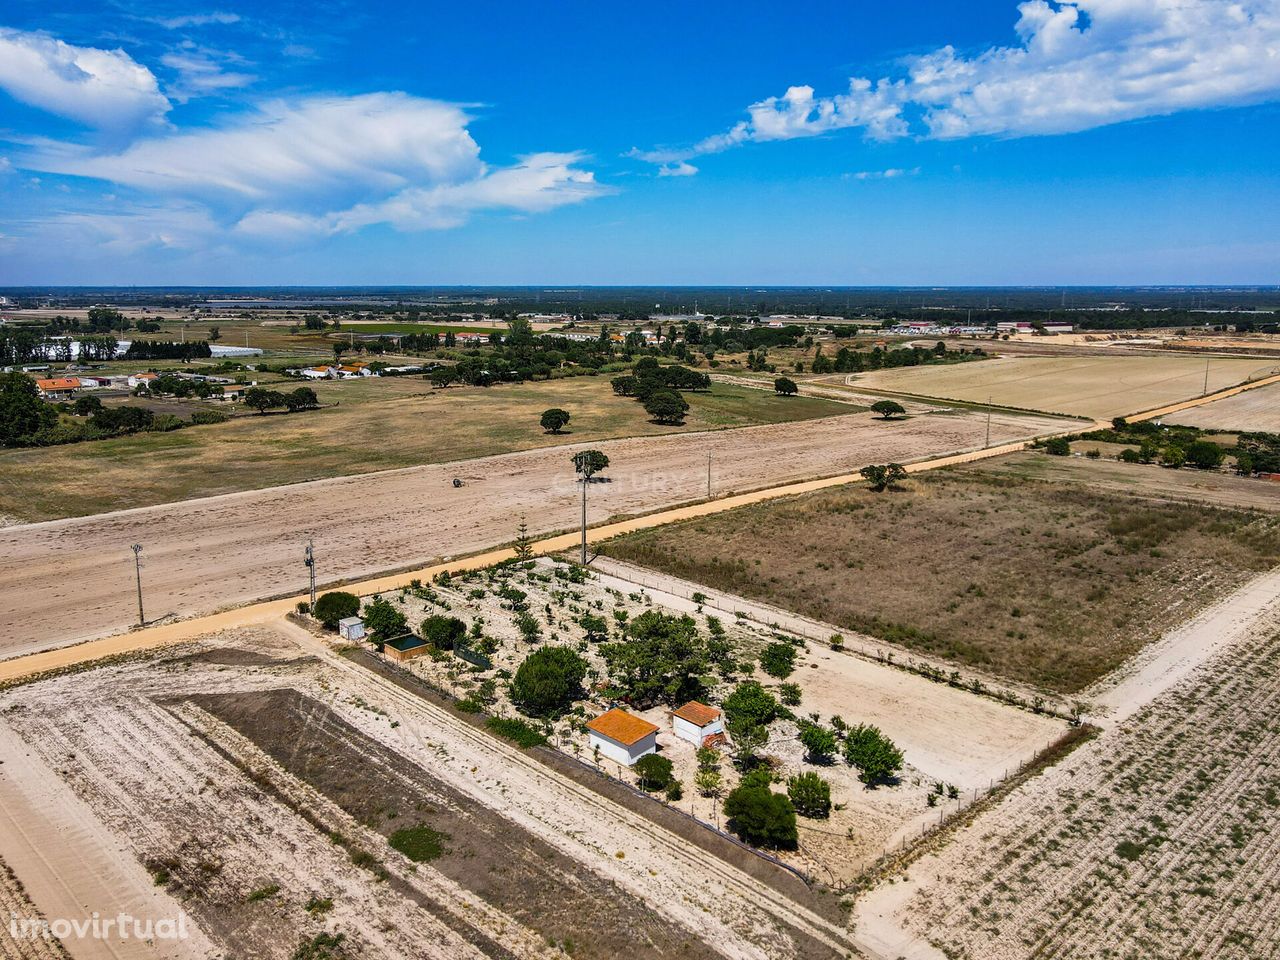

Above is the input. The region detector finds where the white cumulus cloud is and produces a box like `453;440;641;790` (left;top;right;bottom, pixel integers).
0;27;171;133
635;0;1280;169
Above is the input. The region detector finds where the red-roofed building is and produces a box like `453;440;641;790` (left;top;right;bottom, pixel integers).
671;701;724;747
587;708;659;766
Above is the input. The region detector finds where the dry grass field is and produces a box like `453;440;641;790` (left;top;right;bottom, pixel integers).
0;376;848;521
0;406;1071;658
851;355;1278;418
1164;379;1280;431
598;469;1280;693
0;625;852;960
975;451;1280;513
896;622;1280;960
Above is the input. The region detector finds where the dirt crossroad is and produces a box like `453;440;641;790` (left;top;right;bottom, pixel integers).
0;409;1069;660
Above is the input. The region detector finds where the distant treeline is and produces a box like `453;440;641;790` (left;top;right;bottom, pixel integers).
874;307;1280;331
123;340;212;361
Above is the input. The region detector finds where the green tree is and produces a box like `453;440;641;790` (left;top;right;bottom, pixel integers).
72;395;103;417
513;517;534;561
798;722;837;764
695;768;723;797
634;754;674;791
0;373;56;445
1160;445;1186;468
722;681;778;733
421;615;466;650
773;377;798;396
244;387;284;414
610;375;638;397
362;597;408;638
578;613;609;643
643;389;689;425
1235;450;1255;476
286;386;319;412
759;642;797;679
208;326;221;342
1185;439;1224;469
600;611;709;707
860;463;908;492
723;786;797;849
1043;436;1071;456
844;723;904;787
571;449;609;477
429;366;456;388
510;646;588;718
313;591;359;629
540;408;571;434
870;400;906;419
787;772;832;818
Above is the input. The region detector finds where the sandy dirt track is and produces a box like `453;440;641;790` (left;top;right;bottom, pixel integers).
0;409;1069;659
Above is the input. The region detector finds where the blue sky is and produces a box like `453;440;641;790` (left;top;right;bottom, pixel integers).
1;0;1278;285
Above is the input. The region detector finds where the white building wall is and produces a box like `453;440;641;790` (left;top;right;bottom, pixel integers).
672;716;724;746
589;731;657;766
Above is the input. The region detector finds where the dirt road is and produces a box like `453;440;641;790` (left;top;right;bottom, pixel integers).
0;409;1069;660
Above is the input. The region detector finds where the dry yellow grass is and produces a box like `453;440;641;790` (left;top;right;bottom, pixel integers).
853;354;1279;418
0;376;848;521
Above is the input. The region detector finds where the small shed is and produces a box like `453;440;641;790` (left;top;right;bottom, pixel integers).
671;701;724;747
383;634;428;663
587;708;659;767
337;616;365;641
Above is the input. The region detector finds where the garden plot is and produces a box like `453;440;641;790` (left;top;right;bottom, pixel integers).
0;625;851;960
881;618;1280;960
360;559;1062;884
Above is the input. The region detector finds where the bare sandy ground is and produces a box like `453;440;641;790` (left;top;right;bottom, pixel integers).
0;409;1069;659
852;562;1280;960
1;623;856;959
1164;379;1280;431
0;724;216;960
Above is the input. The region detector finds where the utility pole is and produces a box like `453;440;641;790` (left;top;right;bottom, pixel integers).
304;539;316;609
985;396;993;448
1203;357;1211;396
130;543;144;626
707;451;712;499
574;454;599;565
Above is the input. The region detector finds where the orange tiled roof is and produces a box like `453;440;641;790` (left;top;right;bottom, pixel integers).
36;377;79;390
672;701;721;727
587;708;658;746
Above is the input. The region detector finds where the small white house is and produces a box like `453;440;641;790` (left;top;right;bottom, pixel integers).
587;708;658;767
671;701;724;747
337;616;365;641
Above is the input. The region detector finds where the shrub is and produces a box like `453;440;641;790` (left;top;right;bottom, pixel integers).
510;646;588;718
314;591;359;630
722;681;778;732
362;597;408;638
634;754;674;791
486;716;547;747
773;377;798;396
787;772;832;818
1043;436;1071;456
421;615;466;650
759;642;797;679
149;413;185;432
778;682;802;706
665;780;684;802
190;408;230;425
798;722;837;764
389;825;448;862
723;786;798;849
844;723;904;786
1119;448;1141;463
